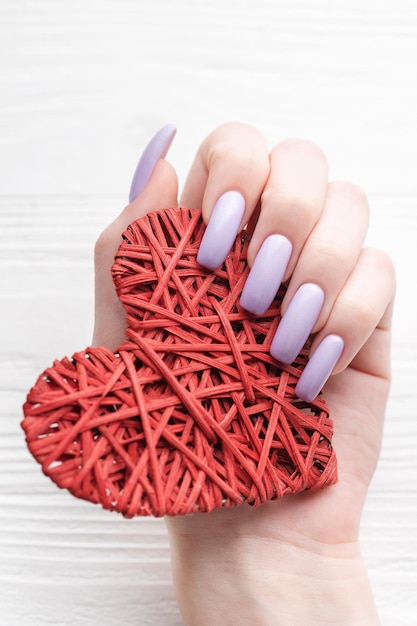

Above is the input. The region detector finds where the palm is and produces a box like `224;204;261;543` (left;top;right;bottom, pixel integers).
166;335;391;548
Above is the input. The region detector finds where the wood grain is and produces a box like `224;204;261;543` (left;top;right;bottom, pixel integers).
1;1;416;624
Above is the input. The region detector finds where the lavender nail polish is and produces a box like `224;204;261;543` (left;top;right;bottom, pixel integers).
270;283;325;364
295;334;344;401
240;235;292;315
197;191;245;270
128;123;177;202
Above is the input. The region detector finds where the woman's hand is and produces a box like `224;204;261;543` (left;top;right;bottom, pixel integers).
93;122;395;625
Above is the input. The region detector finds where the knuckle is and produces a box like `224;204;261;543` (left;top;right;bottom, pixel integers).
307;239;351;272
94;223;117;261
365;245;394;268
214;120;261;137
208;141;267;178
363;246;397;289
273;138;329;168
329;180;370;215
342;295;379;328
261;189;319;225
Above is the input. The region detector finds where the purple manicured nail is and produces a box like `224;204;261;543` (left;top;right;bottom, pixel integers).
295;334;344;401
270;283;325;363
197;191;245;270
128;123;177;202
240;234;292;315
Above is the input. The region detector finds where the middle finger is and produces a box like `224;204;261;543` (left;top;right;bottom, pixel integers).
240;138;329;316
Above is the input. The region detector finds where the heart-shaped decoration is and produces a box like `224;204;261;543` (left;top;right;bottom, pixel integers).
22;207;337;517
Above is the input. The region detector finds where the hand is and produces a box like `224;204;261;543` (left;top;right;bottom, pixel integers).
93;122;395;625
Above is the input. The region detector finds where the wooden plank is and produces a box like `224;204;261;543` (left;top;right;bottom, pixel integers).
1;0;416;623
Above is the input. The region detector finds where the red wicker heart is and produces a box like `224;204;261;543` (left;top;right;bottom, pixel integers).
22;207;337;517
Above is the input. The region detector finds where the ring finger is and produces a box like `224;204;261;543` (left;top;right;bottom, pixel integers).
269;180;370;364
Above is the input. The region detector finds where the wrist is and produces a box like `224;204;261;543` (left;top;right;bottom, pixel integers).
167;518;379;626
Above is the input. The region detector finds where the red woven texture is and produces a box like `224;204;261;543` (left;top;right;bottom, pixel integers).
22;207;337;517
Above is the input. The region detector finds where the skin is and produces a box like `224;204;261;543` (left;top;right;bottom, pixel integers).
92;123;396;625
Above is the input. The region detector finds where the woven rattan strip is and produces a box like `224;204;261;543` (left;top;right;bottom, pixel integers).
22;207;337;517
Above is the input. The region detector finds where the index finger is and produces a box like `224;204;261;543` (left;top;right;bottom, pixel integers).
180;123;270;270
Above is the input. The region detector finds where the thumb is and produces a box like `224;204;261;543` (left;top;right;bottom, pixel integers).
93;157;179;349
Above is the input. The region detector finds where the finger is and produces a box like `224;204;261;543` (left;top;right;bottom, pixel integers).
347;299;394;380
181;122;270;270
283;180;370;324
295;247;396;401
93;159;178;349
269;181;369;363
313;246;396;376
247;138;329;268
181;122;269;219
129;124;176;202
94;121;178;323
240;139;328;315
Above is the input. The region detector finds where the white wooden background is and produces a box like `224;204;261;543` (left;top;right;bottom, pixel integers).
1;1;416;624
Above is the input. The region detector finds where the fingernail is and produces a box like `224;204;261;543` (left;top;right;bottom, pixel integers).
295;334;344;401
197;191;245;270
270;283;325;363
240;234;292;315
128;123;177;202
